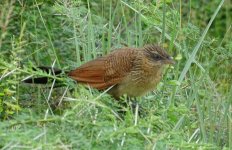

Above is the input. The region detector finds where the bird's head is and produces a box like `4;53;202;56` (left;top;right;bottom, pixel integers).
143;45;175;67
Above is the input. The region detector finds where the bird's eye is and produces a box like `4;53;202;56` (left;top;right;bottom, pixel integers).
152;54;162;60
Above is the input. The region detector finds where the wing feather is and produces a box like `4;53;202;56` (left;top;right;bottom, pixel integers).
68;48;137;90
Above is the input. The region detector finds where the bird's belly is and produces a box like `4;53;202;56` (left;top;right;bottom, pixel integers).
109;75;161;98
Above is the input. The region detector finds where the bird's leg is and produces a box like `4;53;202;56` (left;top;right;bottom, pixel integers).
114;95;134;117
130;98;146;117
130;98;139;115
123;97;140;116
118;95;129;114
115;96;144;117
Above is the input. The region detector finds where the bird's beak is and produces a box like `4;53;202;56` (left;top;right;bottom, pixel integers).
164;58;175;65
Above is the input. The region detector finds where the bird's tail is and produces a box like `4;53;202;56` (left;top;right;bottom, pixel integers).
23;66;64;84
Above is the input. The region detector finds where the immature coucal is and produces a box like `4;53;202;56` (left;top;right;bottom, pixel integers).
24;45;174;98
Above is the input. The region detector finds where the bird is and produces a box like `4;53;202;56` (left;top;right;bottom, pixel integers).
23;45;175;99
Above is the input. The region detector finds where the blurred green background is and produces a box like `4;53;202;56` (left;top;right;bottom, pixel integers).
0;0;231;149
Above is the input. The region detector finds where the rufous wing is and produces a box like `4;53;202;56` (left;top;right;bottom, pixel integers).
68;48;136;90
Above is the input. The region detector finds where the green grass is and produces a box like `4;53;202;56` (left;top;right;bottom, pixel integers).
0;0;231;149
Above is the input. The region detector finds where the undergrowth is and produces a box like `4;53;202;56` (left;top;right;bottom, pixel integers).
0;0;231;149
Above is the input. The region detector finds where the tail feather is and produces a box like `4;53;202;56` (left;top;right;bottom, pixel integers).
23;77;50;84
23;66;64;84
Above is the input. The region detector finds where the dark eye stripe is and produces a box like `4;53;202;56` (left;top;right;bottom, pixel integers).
152;54;163;60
